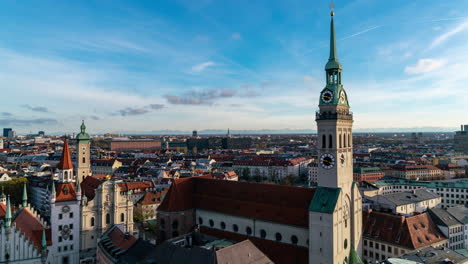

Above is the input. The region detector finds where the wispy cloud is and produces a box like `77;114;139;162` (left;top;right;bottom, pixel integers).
404;58;446;74
191;61;216;73
0;118;58;126
1;112;12;117
115;104;165;116
22;104;49;113
429;20;468;49
165;88;237;105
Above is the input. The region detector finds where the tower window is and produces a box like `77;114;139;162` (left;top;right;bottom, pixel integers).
106;213;110;224
348;134;351;147
82;157;86;163
329;135;333;148
121;213;125;223
322;135;326;149
90;217;95;227
339;134;342;148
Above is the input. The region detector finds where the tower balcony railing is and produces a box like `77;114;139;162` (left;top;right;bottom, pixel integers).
315;111;353;121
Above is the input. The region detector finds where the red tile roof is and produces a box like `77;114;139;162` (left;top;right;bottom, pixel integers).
55;183;77;202
57;140;73;170
14;209;52;250
81;176;104;201
0;203;6;218
117;181;154;193
362;210;446;249
107;225;137;251
139;191;166;205
200;226;308;264
159;177;315;227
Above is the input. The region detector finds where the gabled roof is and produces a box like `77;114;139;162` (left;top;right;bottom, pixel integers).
159;176;315;227
139;191;166;205
309;187;341;214
57;140;73;170
362;210;446;250
55;183;77;202
14;208;52;250
216;239;273;264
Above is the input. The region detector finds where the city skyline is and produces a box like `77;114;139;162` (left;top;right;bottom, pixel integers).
1;0;467;133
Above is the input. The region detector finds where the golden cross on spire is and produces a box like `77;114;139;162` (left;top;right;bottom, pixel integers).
330;1;335;16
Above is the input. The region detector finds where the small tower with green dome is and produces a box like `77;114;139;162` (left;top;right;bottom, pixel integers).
76;120;91;182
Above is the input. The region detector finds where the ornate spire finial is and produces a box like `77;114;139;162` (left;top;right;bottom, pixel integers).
80;120;86;133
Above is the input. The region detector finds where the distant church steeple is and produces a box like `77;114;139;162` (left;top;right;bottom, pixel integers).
57;139;74;183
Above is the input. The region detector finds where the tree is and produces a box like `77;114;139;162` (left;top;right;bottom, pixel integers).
1;177;27;205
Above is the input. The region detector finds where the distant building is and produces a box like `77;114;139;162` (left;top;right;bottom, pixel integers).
371;177;468;208
110;140;161;151
353;167;384;182
91;159;122;175
454;125;468;154
362;210;447;264
388;246;468;264
428;208;465;250
364;189;441;216
385;165;443;181
2;128;12;138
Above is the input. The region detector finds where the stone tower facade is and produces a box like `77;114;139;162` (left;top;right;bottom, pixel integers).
309;10;362;264
49;139;81;264
76;121;91;182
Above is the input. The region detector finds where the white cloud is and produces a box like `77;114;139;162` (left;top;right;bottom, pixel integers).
429;20;468;49
231;33;241;40
303;75;315;82
404;59;446;74
191;61;216;73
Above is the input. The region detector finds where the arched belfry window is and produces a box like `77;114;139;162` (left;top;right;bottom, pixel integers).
322;135;326;149
329;135;333;149
348;134;351;147
339;134;342;148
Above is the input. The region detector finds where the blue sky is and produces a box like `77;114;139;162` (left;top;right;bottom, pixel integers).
0;0;467;134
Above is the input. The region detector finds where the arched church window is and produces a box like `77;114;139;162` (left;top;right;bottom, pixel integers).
82;157;86;163
246;227;252;235
339;134;342;148
348;134;351;147
232;224;238;232
198;217;203;225
90;217;95;227
106;213;110;224
209;219;214;227
329;135;333;148
120;213;125;223
322;135;326;149
260;229;267;238
344;239;348;249
343;134;346;148
220;222;226;230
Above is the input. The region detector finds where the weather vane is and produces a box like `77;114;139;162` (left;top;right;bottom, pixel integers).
330;1;335;16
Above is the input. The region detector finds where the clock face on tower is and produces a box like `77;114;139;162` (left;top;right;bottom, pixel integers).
321;90;333;103
320;153;335;169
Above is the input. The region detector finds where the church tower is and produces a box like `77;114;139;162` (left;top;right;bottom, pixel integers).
309;8;362;264
48;137;81;264
76;121;91;182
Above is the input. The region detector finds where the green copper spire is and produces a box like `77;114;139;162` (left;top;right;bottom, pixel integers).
22;182;28;207
76;120;90;142
41;229;47;250
325;11;342;71
348;245;364;264
5;195;11;228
